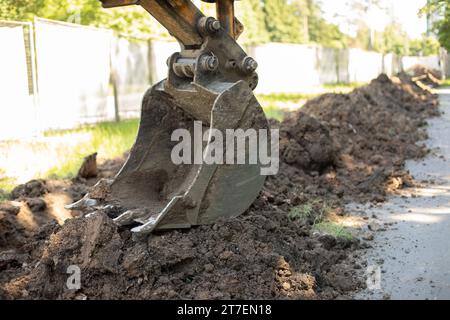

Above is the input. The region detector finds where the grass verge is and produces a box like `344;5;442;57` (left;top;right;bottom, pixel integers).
313;222;354;240
0;120;139;195
42;119;138;179
440;79;450;87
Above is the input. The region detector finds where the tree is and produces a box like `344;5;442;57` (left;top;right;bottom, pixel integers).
0;0;168;39
307;0;348;48
0;0;349;47
350;24;371;50
0;0;47;21
236;0;270;44
409;36;441;56
421;0;450;50
345;0;385;50
374;23;410;55
263;0;308;43
309;16;349;48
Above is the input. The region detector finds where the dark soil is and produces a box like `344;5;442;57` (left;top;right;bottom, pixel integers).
0;69;440;300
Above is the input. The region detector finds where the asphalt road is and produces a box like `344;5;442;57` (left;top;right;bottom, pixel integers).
354;88;450;300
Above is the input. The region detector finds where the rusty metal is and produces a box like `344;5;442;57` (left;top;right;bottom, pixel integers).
76;0;270;234
216;0;236;38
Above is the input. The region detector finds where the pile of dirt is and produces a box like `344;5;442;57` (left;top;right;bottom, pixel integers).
1;208;362;300
409;65;442;88
0;69;439;300
277;73;439;204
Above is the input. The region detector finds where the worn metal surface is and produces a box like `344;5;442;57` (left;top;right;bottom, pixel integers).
91;0;270;234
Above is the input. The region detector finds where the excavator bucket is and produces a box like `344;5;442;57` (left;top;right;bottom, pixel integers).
67;0;272;234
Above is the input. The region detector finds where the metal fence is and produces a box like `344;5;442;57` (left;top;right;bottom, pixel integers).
0;17;448;140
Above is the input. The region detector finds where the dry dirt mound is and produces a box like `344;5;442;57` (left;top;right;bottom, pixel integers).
1;208;361;300
278;73;438;203
0;70;439;300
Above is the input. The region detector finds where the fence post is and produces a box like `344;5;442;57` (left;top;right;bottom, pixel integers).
439;48;448;80
335;48;340;83
110;36;120;122
148;39;157;86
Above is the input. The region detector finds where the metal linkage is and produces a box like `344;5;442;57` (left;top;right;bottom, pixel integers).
99;0;258;90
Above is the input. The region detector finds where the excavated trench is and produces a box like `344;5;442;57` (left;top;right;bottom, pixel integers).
0;68;441;300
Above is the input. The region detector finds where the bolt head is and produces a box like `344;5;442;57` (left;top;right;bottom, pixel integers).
243;57;258;73
207;56;219;70
211;20;221;31
200;54;219;72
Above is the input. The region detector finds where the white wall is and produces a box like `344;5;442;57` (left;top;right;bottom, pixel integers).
402;55;440;72
112;36;151;118
348;49;383;83
34;18;114;130
151;40;180;83
251;44;389;93
0;25;36;140
253;43;320;94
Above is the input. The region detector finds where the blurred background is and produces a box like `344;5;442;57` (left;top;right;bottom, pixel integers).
0;0;449;195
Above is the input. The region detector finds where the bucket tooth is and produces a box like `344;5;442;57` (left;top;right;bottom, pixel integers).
64;196;97;210
113;209;149;226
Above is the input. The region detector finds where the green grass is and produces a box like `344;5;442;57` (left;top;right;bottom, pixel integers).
288;199;332;224
261;105;290;122
322;82;366;91
288;199;353;240
257;93;319;122
42;119;139;179
257;92;319;104
440;79;450;87
0;168;17;197
0;119;139;196
288;202;315;221
313;222;354;240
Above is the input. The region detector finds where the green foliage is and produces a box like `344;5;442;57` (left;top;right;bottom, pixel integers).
306;0;348;48
263;0;307;43
409;36;441;56
0;0;45;21
309;18;349;48
370;23;440;56
0;0;168;38
236;0;270;44
351;24;371;51
374;23;410;55
421;0;450;51
0;0;441;54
